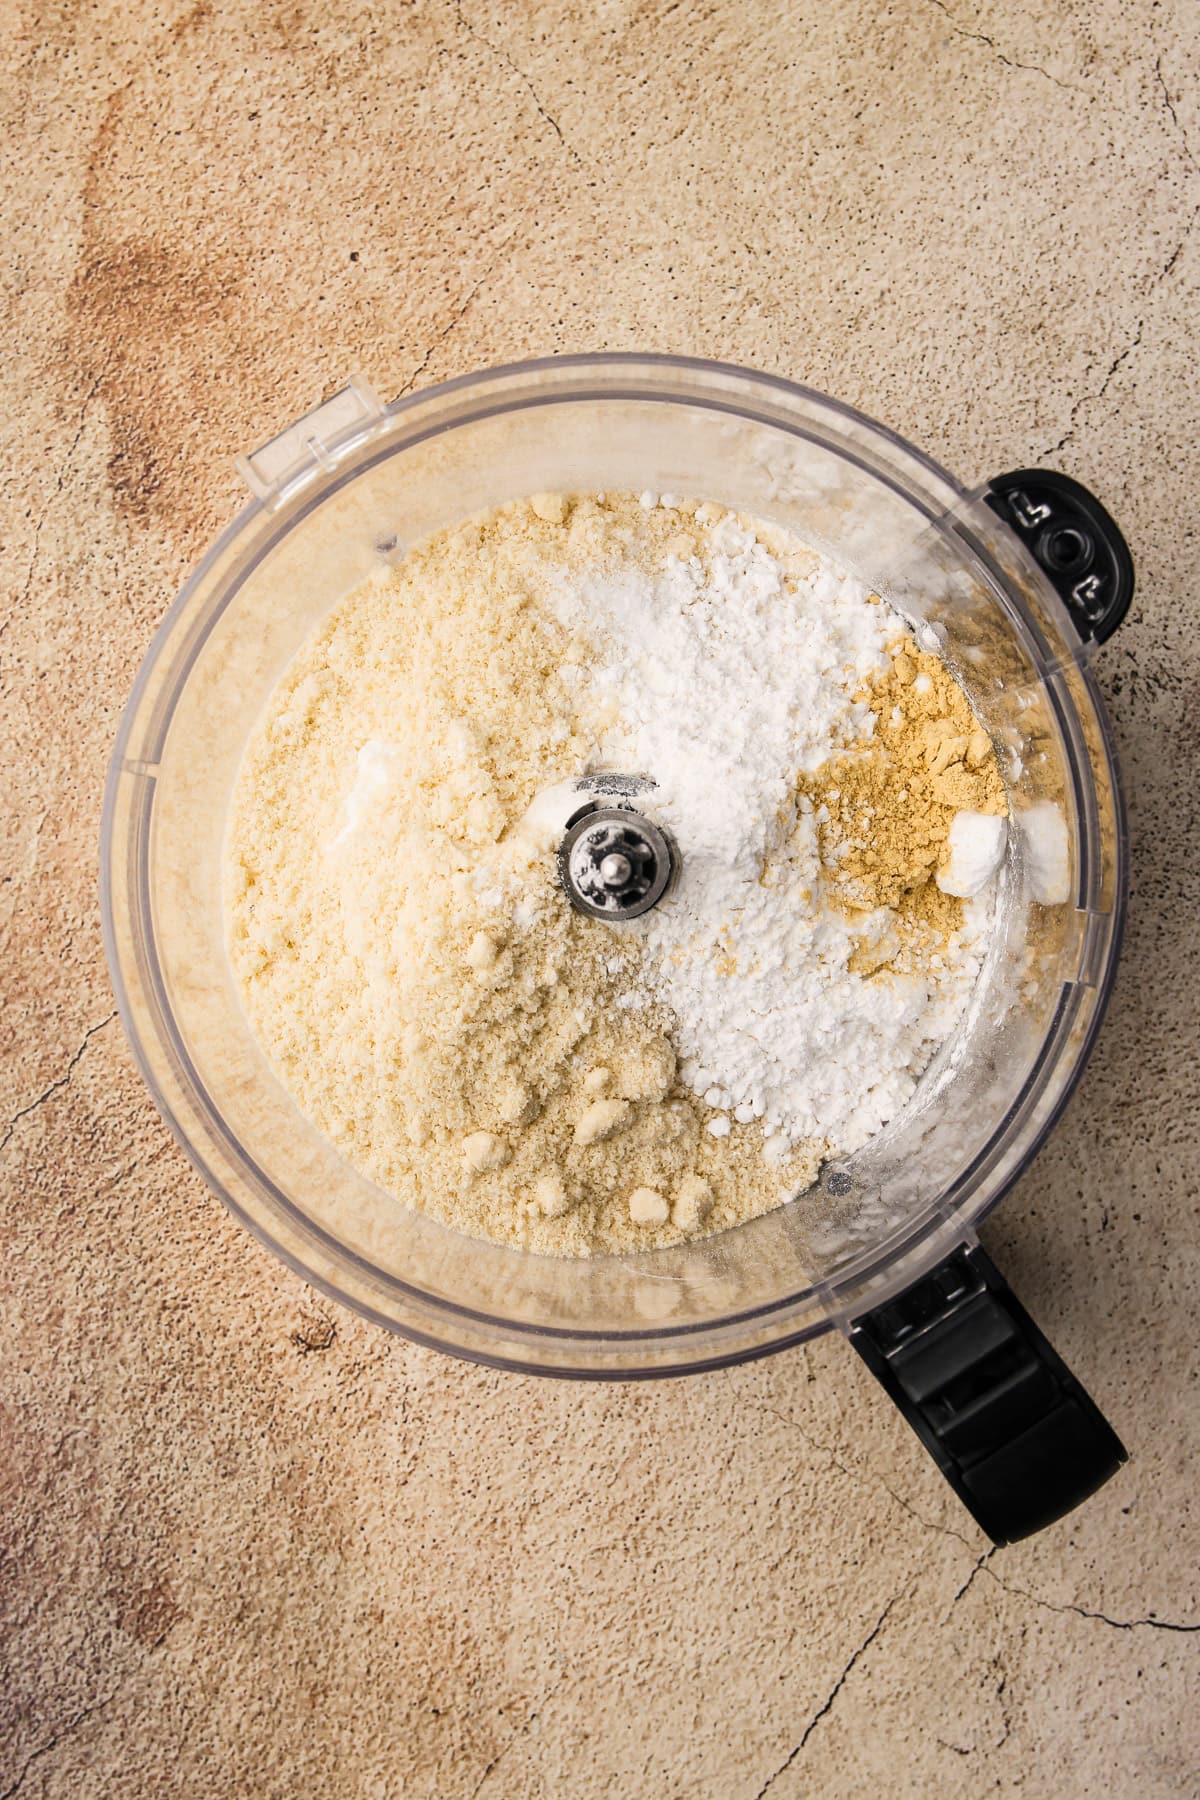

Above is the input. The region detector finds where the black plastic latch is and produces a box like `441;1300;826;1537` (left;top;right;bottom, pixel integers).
850;1244;1127;1544
985;468;1134;643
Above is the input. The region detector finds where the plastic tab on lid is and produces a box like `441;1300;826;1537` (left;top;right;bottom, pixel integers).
236;377;385;506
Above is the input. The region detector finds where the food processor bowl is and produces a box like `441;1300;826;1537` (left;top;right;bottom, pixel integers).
101;356;1133;1541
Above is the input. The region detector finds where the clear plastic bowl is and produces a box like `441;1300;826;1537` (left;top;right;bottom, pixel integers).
101;355;1125;1377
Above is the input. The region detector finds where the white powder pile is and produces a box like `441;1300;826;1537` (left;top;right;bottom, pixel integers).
547;502;988;1154
937;810;1008;899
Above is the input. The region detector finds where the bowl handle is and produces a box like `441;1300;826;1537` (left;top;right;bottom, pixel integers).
984;468;1135;643
848;1243;1127;1544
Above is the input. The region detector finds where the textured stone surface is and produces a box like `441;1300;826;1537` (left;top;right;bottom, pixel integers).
2;1;1198;1794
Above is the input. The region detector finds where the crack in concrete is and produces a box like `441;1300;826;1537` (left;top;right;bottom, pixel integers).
396;274;488;397
1042;202;1199;458
933;1662;1014;1759
0;1012;117;1156
1158;201;1200;285
469;1676;562;1797
924;0;1076;92
974;1566;1200;1634
758;1405;1196;1634
751;1590;905;1797
8;362;112;646
1043;324;1145;458
950;1546;998;1607
1155;53;1200;174
936;1734;973;1756
468;1754;501;1799
452;1;582;164
0;1682;124;1800
752;1402;977;1551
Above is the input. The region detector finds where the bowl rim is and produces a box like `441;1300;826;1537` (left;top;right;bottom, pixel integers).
100;351;1127;1375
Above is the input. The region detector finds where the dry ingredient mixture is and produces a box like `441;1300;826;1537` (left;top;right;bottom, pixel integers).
225;492;1008;1255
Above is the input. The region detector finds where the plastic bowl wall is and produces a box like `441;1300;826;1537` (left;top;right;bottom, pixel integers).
101;356;1125;1375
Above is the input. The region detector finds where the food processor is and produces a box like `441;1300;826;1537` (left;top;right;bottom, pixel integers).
101;355;1134;1544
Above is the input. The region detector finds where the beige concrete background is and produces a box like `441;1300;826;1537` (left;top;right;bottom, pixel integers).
3;0;1199;1793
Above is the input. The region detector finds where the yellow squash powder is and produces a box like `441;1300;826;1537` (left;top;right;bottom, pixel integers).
800;640;1006;976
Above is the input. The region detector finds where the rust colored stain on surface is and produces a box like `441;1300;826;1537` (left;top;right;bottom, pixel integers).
290;1312;336;1354
68;236;242;525
109;1577;183;1648
63;77;249;541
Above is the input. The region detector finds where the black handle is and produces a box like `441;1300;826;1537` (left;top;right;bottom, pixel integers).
849;1244;1127;1544
985;468;1135;643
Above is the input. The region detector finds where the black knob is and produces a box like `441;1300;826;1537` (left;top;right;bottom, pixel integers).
985;468;1134;644
558;805;676;921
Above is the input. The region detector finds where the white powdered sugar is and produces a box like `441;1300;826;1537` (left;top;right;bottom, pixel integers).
548;508;991;1154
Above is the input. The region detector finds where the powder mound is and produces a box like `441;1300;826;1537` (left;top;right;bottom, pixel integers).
225;492;1005;1256
802;639;1007;918
548;508;1005;1153
798;638;1006;988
